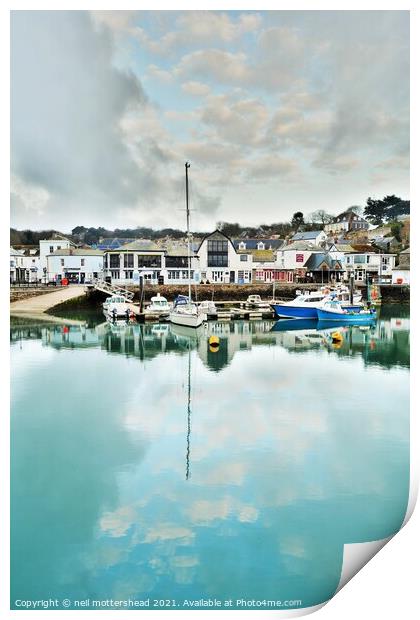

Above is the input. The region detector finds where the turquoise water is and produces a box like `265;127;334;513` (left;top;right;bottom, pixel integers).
10;307;409;610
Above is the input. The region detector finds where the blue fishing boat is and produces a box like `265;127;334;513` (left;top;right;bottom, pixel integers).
317;300;376;323
271;286;363;320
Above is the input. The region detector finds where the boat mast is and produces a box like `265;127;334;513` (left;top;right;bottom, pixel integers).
185;161;192;302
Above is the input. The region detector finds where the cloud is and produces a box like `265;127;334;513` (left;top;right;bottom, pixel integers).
133;11;262;55
11;11;147;228
181;81;211;97
312;155;360;175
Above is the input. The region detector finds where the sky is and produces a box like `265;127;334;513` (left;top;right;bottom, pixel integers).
10;10;409;232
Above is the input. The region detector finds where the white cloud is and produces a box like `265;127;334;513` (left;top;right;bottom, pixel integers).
181;81;211;97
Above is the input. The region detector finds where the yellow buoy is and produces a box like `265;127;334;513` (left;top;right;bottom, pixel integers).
208;335;220;348
331;331;343;343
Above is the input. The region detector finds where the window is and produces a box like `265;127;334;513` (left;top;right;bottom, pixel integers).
165;256;187;268
111;270;119;279
257;242;265;250
124;253;134;268
61;259;64;266
49;246;54;254
125;271;133;279
239;242;246;250
207;239;228;267
353;255;365;264
240;254;248;262
81;259;85;266
104;255;108;268
138;254;161;268
110;254;120;268
57;246;61;250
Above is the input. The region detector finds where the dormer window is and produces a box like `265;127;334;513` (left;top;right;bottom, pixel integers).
257;242;265;250
239;242;246;250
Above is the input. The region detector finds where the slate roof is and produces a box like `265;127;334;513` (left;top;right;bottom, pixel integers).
304;253;344;271
283;241;325;251
290;231;325;241
233;238;285;250
117;240;162;252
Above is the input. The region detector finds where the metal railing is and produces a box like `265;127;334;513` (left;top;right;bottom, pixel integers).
90;278;135;301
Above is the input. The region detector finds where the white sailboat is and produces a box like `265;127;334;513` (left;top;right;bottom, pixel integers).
169;162;204;328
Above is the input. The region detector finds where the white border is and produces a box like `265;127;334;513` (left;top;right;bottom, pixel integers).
2;2;417;619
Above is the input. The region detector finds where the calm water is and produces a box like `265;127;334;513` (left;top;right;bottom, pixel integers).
10;306;410;610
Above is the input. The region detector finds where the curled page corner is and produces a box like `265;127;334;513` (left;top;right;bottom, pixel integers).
334;536;393;595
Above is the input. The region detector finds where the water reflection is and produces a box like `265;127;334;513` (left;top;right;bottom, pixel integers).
10;307;410;371
10;307;409;609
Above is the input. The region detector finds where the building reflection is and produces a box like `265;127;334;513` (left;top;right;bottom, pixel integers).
10;308;410;371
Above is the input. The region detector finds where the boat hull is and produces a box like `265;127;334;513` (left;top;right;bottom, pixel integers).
169;311;205;328
271;304;318;319
317;308;376;323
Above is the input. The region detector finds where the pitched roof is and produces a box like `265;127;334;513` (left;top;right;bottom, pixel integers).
118;240;162;252
304;253;344;271
290;231;324;241
165;244;198;257
283;241;325;251
233;238;285;250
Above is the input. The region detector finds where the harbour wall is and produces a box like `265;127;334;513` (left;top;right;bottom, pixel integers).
86;283;410;304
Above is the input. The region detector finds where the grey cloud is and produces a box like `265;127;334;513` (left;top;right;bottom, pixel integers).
11;11;148;228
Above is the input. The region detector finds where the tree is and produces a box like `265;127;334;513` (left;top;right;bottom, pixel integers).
345;205;363;215
291;211;305;231
390;221;403;242
308;209;334;226
364;195;410;225
216;222;242;237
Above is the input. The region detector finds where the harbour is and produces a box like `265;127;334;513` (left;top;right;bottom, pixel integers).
10;304;409;609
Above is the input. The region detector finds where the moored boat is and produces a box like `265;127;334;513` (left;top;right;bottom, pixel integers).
146;293;171;316
317;300;376;323
272;285;363;319
170;294;205;328
197;300;217;317
103;295;133;319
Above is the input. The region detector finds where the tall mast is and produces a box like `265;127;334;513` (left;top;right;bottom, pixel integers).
185;161;192;302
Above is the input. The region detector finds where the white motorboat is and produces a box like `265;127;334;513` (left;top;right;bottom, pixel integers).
169;162;205;329
197;300;217;316
146;293;172;316
246;294;271;310
103;295;133;319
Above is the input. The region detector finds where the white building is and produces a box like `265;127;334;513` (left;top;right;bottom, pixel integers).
103;240;166;285
392;248;410;285
343;252;396;283
196;231;252;284
275;241;325;270
160;245;200;285
10;247;25;283
39;235;74;282
47;248;104;283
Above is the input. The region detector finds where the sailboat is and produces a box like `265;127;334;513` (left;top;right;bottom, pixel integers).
169;162;205;328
